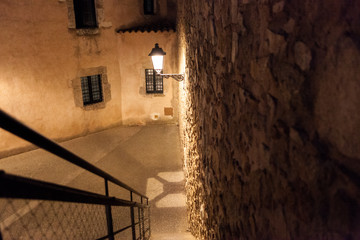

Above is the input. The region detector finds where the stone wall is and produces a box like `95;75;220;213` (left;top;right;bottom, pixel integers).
179;0;360;239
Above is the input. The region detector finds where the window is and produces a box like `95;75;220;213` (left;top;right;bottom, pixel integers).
81;74;103;105
72;66;110;110
144;0;154;15
145;69;163;94
73;0;97;29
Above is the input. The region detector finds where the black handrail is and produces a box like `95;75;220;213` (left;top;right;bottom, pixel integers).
0;171;150;239
0;171;148;208
0;109;151;239
0;109;147;199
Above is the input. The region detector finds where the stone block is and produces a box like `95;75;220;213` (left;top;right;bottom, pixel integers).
294;41;311;71
272;1;285;14
283;18;295;33
267;29;287;54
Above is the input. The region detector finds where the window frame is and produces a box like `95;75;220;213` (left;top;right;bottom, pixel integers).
145;69;163;94
73;0;98;29
81;74;103;106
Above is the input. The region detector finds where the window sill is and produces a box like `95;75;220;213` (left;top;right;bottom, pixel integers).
82;101;106;110
151;93;165;97
76;28;100;36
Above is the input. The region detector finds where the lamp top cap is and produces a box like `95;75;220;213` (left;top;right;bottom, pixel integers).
149;43;166;56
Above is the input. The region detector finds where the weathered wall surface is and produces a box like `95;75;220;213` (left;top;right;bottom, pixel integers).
0;0;178;157
118;31;179;125
179;0;360;239
0;0;122;156
114;0;177;30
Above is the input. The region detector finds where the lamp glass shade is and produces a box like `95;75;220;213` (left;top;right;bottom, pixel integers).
149;43;166;74
152;56;164;73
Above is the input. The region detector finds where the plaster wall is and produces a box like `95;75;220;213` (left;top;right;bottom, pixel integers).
117;32;179;125
178;0;360;239
0;0;124;157
113;0;177;29
0;0;178;157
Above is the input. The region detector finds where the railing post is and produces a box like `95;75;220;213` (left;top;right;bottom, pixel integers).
130;192;136;240
141;197;145;239
0;109;151;240
147;198;151;239
138;207;142;239
104;179;114;240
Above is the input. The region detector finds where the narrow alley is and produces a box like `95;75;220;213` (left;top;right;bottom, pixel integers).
1;0;360;239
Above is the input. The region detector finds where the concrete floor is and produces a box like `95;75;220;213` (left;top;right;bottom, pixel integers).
0;124;195;240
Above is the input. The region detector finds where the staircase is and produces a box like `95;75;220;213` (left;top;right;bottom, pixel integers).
0;110;149;239
0;110;194;239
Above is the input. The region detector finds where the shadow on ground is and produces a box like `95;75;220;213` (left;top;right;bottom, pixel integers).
0;124;194;239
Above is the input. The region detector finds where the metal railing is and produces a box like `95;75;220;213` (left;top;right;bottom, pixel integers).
0;109;150;240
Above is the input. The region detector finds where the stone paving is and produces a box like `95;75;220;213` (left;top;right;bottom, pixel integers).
0;124;195;239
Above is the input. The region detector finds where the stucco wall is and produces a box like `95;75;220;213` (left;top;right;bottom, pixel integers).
179;0;360;239
0;0;178;157
118;31;179;125
114;0;177;30
0;0;123;156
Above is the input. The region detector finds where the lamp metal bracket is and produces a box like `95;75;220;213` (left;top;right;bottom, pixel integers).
159;74;184;82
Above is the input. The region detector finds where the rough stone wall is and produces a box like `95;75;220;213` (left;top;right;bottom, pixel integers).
179;0;360;239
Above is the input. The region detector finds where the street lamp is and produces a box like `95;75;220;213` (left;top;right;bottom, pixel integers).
148;43;184;81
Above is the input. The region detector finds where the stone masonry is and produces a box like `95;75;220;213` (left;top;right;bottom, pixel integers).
178;0;360;239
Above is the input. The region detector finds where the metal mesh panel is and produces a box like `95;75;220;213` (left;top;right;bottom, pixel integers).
0;199;108;240
0;110;151;240
111;206;132;240
111;206;131;232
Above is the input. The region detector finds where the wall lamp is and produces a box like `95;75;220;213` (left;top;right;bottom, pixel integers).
148;43;184;81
